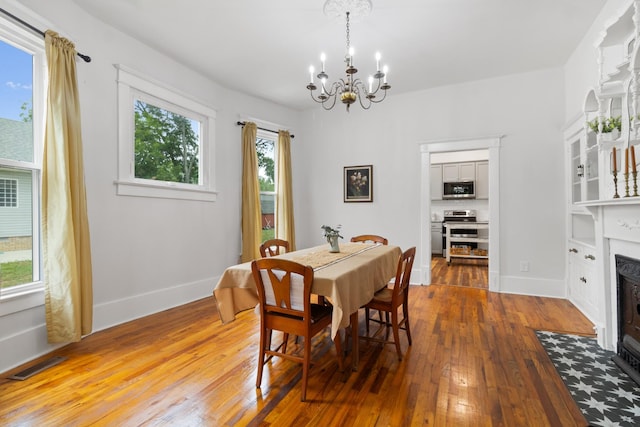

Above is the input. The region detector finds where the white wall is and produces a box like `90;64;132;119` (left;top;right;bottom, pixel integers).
0;0;301;373
296;68;567;295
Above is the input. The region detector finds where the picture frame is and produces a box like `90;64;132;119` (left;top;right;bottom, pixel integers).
344;165;373;202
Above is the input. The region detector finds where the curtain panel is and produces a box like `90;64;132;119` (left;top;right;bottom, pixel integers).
276;130;296;251
241;122;262;262
42;30;93;342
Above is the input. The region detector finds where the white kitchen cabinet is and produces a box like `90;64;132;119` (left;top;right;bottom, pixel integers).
567;242;599;322
431;222;442;255
475;161;489;199
430;164;443;200
442;162;475;182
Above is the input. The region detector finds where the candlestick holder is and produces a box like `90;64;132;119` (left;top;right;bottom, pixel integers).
613;170;620;198
624;172;630;197
633;170;638;197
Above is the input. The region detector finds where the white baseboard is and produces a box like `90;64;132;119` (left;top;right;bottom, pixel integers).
0;323;65;374
93;277;216;332
498;275;566;298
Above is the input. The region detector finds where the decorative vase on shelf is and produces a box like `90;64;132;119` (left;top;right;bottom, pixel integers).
600;130;617;142
327;235;340;253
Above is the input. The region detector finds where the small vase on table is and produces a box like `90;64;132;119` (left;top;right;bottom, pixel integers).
328;235;340;253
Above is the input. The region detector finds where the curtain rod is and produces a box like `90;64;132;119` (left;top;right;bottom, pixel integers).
236;121;295;139
0;7;91;63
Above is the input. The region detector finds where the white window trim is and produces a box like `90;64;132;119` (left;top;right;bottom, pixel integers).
115;65;217;201
0;17;46;308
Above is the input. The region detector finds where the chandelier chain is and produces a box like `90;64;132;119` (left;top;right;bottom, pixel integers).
345;12;350;60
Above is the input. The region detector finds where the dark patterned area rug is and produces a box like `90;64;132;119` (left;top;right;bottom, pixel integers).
536;331;640;426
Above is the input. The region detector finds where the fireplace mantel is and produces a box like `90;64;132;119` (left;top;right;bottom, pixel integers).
579;199;640;350
577;199;640;208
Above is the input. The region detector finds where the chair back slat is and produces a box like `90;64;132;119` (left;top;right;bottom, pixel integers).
260;268;305;311
252;258;312;319
392;247;416;303
259;239;290;258
350;234;388;245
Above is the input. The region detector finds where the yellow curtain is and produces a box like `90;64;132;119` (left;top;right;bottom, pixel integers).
42;30;93;342
276;130;296;251
241;122;262;262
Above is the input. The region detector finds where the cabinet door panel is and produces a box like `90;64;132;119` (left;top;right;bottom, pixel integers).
430;164;443;200
476;161;489;199
442;164;459;182
459;163;476;181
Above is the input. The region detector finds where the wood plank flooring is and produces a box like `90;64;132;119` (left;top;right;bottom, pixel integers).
0;284;594;426
431;255;488;289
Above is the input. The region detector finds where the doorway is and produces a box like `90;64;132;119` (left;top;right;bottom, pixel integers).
419;137;501;291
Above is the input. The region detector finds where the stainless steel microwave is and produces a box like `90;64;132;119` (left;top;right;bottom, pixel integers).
443;181;475;199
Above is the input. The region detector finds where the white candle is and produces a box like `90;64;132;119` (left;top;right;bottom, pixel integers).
309;65;314;84
375;52;381;71
320;53;326;73
321;78;326;95
383;65;388;84
368;75;373;93
349;47;354;66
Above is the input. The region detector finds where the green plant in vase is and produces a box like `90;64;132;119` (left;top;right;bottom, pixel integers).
587;116;621;139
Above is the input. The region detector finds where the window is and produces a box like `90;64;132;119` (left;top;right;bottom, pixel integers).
0;19;45;300
116;65;217;201
0;178;18;207
256;131;277;243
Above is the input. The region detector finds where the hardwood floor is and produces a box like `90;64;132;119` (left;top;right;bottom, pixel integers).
431;255;488;289
0;285;594;426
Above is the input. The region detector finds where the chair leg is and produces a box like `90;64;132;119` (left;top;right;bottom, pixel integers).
403;304;412;345
384;311;391;340
266;329;272;351
333;330;344;372
301;334;312;402
282;333;289;353
365;307;370;335
391;310;402;361
256;329;267;388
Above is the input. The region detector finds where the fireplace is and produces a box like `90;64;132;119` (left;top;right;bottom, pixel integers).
613;254;640;386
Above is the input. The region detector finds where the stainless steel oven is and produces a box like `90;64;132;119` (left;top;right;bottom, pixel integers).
442;209;477;257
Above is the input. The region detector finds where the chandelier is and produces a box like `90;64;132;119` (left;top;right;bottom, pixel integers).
306;0;390;111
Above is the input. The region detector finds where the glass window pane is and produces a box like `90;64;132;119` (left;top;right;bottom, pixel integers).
134;99;201;184
0;40;33;162
257;137;275;243
0;167;34;290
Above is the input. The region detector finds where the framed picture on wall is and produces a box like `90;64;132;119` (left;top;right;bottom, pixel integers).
344;165;373;202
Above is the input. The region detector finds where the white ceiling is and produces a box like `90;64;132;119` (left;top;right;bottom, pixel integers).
72;0;606;111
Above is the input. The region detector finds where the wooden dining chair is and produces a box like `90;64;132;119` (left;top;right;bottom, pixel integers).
361;246;416;360
351;234;389;323
251;258;343;402
350;234;388;245
259;239;290;258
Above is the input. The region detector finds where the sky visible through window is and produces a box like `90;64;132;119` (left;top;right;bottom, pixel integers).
0;40;33;121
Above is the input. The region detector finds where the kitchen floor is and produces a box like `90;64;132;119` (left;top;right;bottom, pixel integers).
430;255;488;289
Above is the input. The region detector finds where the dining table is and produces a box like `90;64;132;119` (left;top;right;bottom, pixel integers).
213;242;402;370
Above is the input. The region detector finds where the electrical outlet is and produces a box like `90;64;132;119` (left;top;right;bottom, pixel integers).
519;261;530;272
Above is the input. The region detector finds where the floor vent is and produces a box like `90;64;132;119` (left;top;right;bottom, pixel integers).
8;356;66;381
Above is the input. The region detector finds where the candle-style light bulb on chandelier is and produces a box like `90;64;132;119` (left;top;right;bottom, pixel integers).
306;0;390;111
